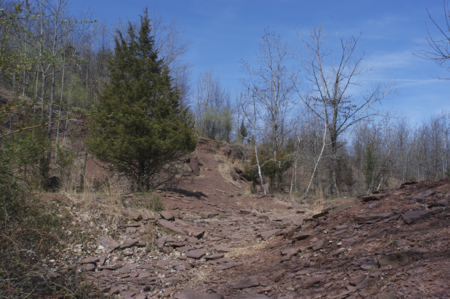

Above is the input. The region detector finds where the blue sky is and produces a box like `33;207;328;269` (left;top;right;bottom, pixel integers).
71;0;450;125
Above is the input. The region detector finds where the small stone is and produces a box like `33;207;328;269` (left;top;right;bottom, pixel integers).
231;277;259;289
349;274;366;286
80;257;100;264
160;211;174;220
301;274;327;288
158;219;186;235
402;210;435;224
121;209;142;221
313;239;326;251
156;237;166;249
216;245;232;252
378;253;409;268
258;229;281;240
186;249;206;259
291;216;303;226
175;290;223;299
120;239;139;249
355;279;369;290
205;254;224;260
98;236;120;253
360;262;378;270
82;264;96;271
215;262;237;271
292;232;311;241
184;228;205;238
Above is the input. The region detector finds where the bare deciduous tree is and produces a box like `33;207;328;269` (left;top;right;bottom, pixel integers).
295;25;394;197
240;28;298;191
415;0;450;77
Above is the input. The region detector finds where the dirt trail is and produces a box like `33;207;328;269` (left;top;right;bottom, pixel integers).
67;138;450;298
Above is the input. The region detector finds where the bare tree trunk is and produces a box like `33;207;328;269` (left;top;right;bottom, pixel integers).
304;121;327;198
55;62;65;161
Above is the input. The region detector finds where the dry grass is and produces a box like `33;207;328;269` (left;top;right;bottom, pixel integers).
224;240;270;259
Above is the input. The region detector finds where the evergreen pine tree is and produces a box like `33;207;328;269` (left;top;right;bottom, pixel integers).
238;120;248;143
87;10;196;190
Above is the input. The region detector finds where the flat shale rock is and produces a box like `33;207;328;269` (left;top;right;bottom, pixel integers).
216;245;232;252
354;212;393;222
121;209;142;221
186;249;206;259
160;211;175;220
156;237;166;249
98;236;120;253
205;254;224;260
402;210;434;224
215;262;237;271
159;219;186;235
258;229;281;240
231;277;259;289
120;239;139;249
412;189;435;202
201;211;219;219
82;264;96;271
360;262;379;270
291;215;303;226
80;257;100;264
184;227;205;238
313;238;326;251
359;193;384;202
378;253;409;268
175;290;223;299
301;274;327;288
291;232;311;241
349;274;366;286
117;263;135;274
231;295;272;299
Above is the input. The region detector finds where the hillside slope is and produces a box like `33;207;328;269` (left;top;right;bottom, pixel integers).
45;138;450;299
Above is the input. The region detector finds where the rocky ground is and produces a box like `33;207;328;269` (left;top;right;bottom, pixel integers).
52;138;450;298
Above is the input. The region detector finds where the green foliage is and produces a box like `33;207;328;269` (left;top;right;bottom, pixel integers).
148;194;164;212
336;158;355;189
238;120;248;143
87;10;196;191
198;107;233;142
246;149;293;192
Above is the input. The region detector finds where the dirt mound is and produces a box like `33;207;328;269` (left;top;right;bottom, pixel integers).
48;138;450;298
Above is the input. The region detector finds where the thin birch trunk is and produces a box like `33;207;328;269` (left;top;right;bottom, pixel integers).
304;121;327;198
